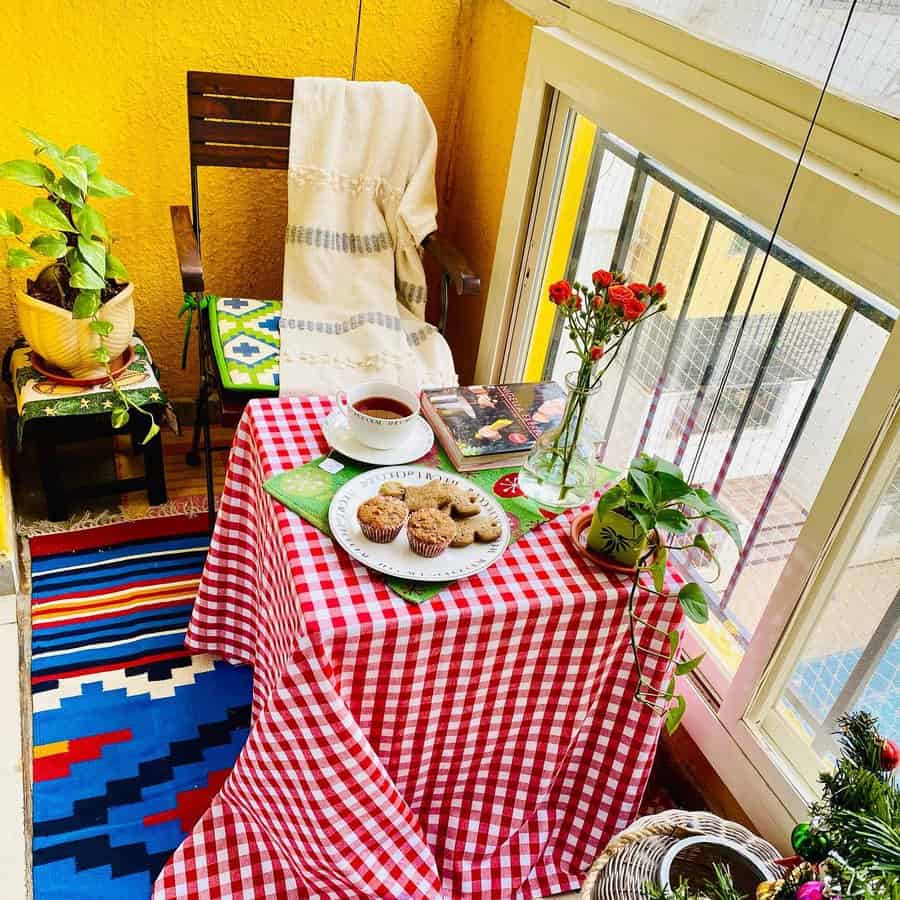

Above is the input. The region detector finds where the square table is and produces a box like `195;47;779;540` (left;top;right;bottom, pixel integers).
154;396;681;900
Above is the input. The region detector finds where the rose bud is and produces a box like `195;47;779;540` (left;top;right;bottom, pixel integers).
651;282;667;300
590;345;604;360
548;280;571;304
592;269;613;288
592;295;604;309
881;738;900;771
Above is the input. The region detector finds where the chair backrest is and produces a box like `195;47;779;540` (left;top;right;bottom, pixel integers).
188;71;294;170
186;71;295;249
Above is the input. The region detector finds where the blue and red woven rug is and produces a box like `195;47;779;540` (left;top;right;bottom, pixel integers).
30;516;253;899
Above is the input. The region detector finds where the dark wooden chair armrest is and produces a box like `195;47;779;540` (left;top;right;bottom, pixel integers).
423;232;480;296
170;205;205;293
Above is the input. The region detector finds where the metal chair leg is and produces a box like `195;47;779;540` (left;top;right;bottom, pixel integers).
202;398;216;532
186;376;208;467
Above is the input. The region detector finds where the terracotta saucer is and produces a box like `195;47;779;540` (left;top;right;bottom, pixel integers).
568;509;641;575
31;346;136;387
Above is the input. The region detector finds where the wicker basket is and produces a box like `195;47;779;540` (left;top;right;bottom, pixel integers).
580;810;782;899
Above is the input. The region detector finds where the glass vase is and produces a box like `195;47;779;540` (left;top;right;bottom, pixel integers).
518;366;600;509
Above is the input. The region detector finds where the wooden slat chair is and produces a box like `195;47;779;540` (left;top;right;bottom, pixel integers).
172;71;480;527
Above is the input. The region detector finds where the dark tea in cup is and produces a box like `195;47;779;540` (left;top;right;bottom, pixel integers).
352;397;413;420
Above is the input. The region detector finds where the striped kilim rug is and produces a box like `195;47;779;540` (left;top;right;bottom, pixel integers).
30;516;253;899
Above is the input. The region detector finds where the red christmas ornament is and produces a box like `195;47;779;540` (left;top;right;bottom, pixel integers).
881;737;900;770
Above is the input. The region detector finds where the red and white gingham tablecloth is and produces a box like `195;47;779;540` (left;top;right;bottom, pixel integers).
153;397;681;899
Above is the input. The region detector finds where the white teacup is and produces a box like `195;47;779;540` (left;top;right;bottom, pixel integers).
336;382;420;450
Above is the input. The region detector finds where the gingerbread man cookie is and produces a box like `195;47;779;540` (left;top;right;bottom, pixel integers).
450;516;503;548
378;479;481;518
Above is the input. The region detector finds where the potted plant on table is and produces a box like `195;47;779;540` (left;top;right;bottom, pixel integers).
0;129;155;438
518;272;667;508
587;453;741;733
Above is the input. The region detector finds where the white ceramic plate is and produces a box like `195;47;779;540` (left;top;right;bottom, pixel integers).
328;466;511;582
322;409;434;466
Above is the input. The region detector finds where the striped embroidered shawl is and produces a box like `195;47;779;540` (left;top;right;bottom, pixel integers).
278;78;457;397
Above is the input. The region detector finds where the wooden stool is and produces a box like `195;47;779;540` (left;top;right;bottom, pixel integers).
6;337;170;522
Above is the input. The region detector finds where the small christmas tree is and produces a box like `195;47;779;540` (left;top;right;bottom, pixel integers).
642;712;899;900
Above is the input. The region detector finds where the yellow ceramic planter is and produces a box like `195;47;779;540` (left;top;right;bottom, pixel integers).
16;283;134;379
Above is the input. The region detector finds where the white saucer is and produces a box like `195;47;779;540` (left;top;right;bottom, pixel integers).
322;408;435;465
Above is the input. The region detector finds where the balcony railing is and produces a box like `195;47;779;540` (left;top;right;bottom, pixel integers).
539;127;898;753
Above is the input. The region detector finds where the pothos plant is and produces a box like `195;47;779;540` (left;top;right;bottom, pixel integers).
595;453;742;733
0;129;157;442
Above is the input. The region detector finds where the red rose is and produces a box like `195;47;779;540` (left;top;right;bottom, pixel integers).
592;269;613;288
548;280;571;304
592;294;604;309
651;282;667;300
881;738;900;771
608;285;636;307
628;282;651;299
590;344;604;360
622;298;647;321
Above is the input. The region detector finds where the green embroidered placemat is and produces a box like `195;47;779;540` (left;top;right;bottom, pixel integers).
263;447;615;603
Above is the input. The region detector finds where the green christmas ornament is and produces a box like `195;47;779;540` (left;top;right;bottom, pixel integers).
790;822;831;863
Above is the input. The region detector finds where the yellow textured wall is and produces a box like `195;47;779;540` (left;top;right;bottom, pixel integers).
1;0;463;396
442;0;534;383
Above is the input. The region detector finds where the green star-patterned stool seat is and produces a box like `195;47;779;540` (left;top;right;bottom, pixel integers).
207;297;281;393
7;336;169;521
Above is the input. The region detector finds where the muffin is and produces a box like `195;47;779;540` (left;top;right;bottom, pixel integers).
406;508;456;558
356;496;408;543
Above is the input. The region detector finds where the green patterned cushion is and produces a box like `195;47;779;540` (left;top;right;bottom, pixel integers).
208;297;281;393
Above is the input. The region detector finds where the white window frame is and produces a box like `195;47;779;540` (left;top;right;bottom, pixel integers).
477;16;900;845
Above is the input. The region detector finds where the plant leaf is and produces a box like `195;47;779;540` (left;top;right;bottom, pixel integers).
23;197;76;232
73;205;108;240
664;676;676;701
0;210;23;236
595;483;626;519
6;247;37;268
650;546;667;593
656;508;690;534
77;236;106;278
656;472;694;504
89;318;114;335
667;628;680;655
675;653;705;676
677;582;709;624
65;144;100;173
30;234;68;258
628;466;659;507
111;406;129;429
0;159;53;187
631;507;654;537
72;290;101;319
692;533;713;559
142;420;160;444
87;172;131;198
22;129;62;159
106;253;128;282
58;156;88;193
53;177;85;207
666;694;686;734
92;345;111;363
693;488;742;549
68;259;105;290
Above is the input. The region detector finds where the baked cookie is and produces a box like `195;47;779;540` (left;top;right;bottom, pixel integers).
450;516;503;548
378;480;481;518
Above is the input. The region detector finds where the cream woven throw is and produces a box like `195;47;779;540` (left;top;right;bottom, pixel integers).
278;78;458;397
